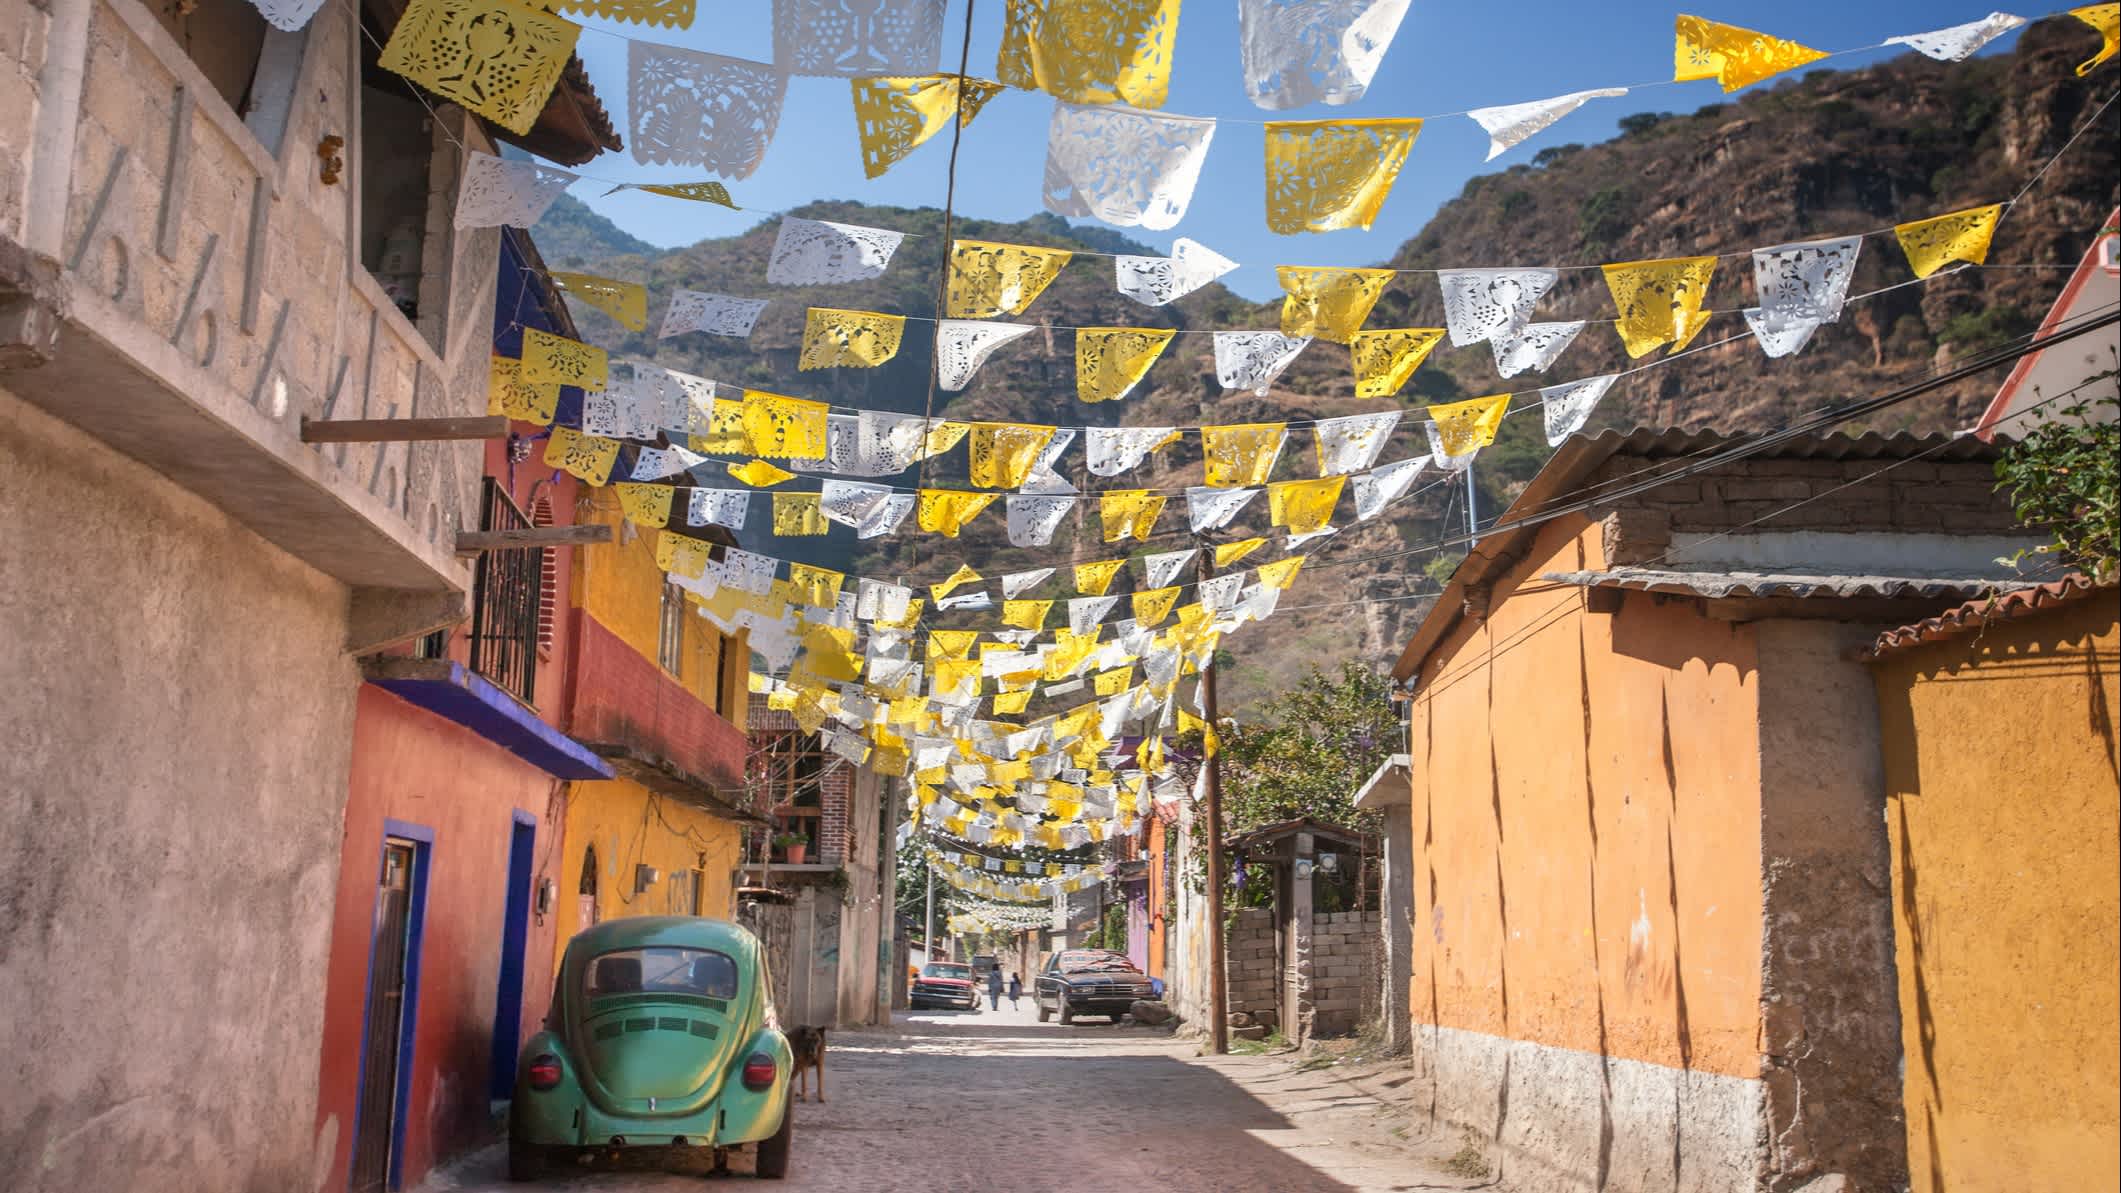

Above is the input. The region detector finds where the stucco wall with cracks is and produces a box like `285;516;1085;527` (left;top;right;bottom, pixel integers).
0;389;354;1192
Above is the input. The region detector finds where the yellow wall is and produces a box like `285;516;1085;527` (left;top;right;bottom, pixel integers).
551;777;746;972
572;489;749;721
1870;593;2121;1193
1405;514;1767;1078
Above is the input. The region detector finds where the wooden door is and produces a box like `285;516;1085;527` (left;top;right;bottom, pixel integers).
351;841;416;1193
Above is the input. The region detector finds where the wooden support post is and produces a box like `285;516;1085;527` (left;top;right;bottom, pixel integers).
455;524;613;554
301;415;510;443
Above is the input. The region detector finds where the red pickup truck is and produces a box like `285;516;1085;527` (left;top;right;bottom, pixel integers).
910;961;979;1010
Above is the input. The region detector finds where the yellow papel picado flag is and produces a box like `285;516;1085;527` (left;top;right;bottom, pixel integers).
851;75;1004;178
1076;328;1175;403
1673;14;1827;92
2071;5;2120;74
728;459;796;487
947;240;1073;318
544;426;619;485
1602;256;1717;357
1268;476;1345;536
1002;599;1054;631
741;392;831;459
1075;559;1124;595
931;566;984;603
1215;537;1266;568
1278;266;1394;343
799;308;907;370
655;532;711;579
968;423;1059;488
489;356;559;425
520;327;607;390
918;487;995;537
1428;394;1511;457
996;0;1180;109
1894;205;2003;279
1349;328;1445;398
616;482;674;528
550;272;647;331
379;0;581;135
1201;424;1288;488
772;492;827;536
1132;585;1181;627
1100;489;1166;542
1263;119;1422;234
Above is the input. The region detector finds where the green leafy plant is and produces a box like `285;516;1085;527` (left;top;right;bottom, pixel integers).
1213;663;1397;839
1994;388;2119;582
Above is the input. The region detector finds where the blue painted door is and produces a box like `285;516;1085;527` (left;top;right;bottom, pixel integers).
489;816;537;1100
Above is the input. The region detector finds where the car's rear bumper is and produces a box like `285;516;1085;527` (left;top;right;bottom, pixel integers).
511;1028;789;1149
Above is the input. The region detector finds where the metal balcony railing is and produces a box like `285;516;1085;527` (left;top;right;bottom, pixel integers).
469;479;540;705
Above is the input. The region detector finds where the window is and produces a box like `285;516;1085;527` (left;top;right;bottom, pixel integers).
148;0;268;116
583;948;738;1001
668;870;700;916
468;480;540;705
657;583;686;677
357;0;437;322
712;632;745;717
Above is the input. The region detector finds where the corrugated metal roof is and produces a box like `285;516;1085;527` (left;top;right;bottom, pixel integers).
1540;567;2027;602
1861;573;2117;659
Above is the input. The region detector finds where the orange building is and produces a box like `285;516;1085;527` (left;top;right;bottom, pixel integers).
1864;575;2120;1193
1383;429;2040;1190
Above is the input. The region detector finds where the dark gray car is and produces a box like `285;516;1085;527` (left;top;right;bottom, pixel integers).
1034;949;1155;1024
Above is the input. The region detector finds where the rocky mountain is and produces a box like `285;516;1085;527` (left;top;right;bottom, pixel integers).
535;19;2118;713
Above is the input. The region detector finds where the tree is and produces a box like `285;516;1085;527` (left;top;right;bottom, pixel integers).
1995;388;2120;582
1212;662;1399;837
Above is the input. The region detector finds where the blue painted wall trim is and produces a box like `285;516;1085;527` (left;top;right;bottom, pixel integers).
368;661;612;780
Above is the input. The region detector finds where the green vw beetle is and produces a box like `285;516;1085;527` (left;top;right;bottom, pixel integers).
509;916;794;1180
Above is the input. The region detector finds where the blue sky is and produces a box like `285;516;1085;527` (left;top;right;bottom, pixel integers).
560;1;2035;300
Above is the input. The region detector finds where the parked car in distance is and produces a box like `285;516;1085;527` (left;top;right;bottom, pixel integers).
1035;949;1156;1024
909;961;980;1010
509;916;793;1181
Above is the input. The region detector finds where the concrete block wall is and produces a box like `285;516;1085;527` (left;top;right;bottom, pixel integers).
1312;910;1382;1037
1224;907;1279;1024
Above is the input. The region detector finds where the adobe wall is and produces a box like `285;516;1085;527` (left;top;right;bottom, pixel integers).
1869;595;2121;1193
0;390;354;1191
1755;621;1908;1191
1594;454;2024;543
1404;513;1771;1191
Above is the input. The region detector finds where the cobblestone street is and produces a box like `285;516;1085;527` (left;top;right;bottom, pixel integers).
419;1001;1513;1193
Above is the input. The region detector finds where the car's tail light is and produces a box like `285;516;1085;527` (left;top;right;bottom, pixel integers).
527;1054;562;1091
741;1053;777;1091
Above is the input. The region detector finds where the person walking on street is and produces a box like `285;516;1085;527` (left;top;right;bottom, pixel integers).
1008;972;1023;1009
986;965;1003;1011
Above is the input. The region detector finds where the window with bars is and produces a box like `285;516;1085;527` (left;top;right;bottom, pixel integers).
468;479;541;705
657;582;685;677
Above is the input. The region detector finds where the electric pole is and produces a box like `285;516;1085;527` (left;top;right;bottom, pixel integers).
1196;547;1230;1055
1464;460;1479;538
924;855;936;964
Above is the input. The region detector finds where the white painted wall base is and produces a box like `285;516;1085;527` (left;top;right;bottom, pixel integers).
1413;1023;1767;1193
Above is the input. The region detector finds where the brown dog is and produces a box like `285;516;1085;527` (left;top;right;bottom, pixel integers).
787;1026;826;1103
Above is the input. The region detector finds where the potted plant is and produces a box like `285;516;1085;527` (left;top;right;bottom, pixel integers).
773;831;808;865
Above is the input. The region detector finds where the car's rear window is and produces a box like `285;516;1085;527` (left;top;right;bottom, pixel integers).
584;947;738;1001
922;963;972;980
